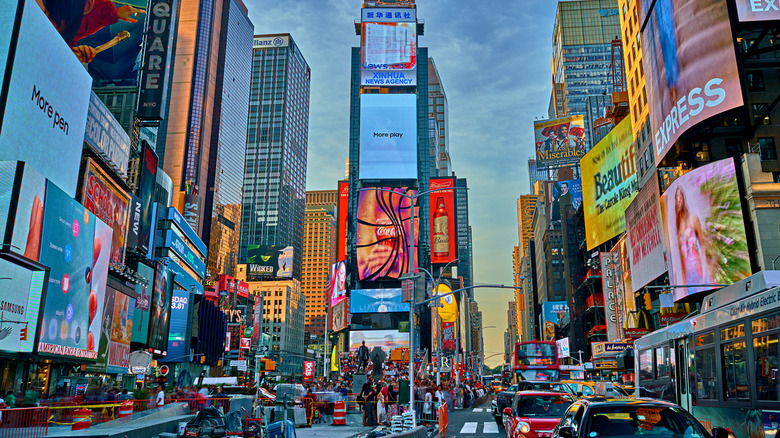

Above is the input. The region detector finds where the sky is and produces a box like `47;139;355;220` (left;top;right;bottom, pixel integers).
247;0;559;367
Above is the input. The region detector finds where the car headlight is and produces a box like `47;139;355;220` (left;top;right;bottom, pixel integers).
519;422;531;434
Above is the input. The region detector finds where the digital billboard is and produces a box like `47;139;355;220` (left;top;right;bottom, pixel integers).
107;291;135;374
625;176;667;292
735;0;780;21
639;0;743;162
541;301;568;341
336;181;349;261
546;179;583;224
429;178;457;265
331;299;348;332
329;260;347;307
660;159;751;301
37;181;110;359
131;263;153;344
533;115;586;168
349;329;410;352
82;159;130;265
442;321;455;352
0;0;92;198
356;187;418;281
359;94;417;180
148;261;172;355
360;8;417;87
0;259;45;354
6;163;47;262
137;142;158;254
84;92;131;178
350;289;410;314
581;118;638;249
87;284;116;371
136;0;177;120
246;245;293;279
166;289;190;362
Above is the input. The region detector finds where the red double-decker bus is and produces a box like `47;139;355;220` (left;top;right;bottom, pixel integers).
512;341;560;381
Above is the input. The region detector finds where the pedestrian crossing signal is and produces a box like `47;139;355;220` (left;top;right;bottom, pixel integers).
20;327;27;341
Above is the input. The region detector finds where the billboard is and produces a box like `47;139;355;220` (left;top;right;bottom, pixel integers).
533;115;586;167
442;321;455;352
359;94;417;180
639;0;743;162
601;252;621;342
329;260;347;307
356;187;418;280
0;0;92;198
246;245;293;279
131;263;153;344
331;299;348;332
107;291;135;373
303;360;316;381
541;301;568;341
7;163;47;261
547;179;583;224
735;0;780;21
660;159;751;301
81;159;130;265
625;176;667;292
137;142;158;254
136;0;177;120
125;195;143;251
360;8;417;87
429;178;457;265
83;92;131;178
166;289;190;362
581;117;638;249
349;329;410;352
148;261;172;355
336;181;349;261
0;259;45;354
350;289;410;314
37;181;110;359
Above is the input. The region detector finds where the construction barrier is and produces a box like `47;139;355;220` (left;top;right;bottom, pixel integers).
332;400;346;426
437;402;448;438
71;408;92;431
0;406;49;437
117;401;133;418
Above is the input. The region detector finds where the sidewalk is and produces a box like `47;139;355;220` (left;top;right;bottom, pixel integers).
296;423;372;438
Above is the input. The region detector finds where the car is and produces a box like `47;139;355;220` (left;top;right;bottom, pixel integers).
504;391;574;438
550;398;728;438
493;381;576;424
491;380;506;393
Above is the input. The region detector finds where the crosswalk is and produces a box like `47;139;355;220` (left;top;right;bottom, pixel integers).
459;421;500;434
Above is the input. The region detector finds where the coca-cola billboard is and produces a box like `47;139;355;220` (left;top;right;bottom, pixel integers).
356;187;418;281
429;178;457;265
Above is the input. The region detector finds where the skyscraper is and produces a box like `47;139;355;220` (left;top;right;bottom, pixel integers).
241;34;311;280
428;58;451;176
302;190;337;339
455;177;473;288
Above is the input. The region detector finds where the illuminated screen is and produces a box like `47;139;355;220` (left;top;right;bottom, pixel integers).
533;115;586;168
660;159;750;302
356;187;417;280
359;94;417;180
0;259;44;354
350;289;410;314
330;261;347;306
360;10;417;87
546;179;582;224
429;178;457;265
516;342;557;366
81;159;130;265
148;262;172;354
349;330;410;352
107;291;135;373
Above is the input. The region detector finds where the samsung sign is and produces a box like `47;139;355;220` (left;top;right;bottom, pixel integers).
253;36;288;48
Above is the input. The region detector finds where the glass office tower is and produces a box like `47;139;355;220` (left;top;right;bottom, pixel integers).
241;34;311;280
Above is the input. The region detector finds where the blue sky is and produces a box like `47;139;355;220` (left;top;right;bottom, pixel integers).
246;0;559;367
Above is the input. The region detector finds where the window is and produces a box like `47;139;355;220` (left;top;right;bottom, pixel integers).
695;347;718;400
722;340;749;400
639;349;653;381
759;137;778;161
753;333;779;401
656;347;670;378
747;71;765;91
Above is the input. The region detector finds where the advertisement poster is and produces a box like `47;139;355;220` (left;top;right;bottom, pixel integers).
37;181;110;359
137;142;158;254
83;93;131;178
638;0;743;162
429;178;457;264
357;187;417;281
131;263;153;344
547;179;583;224
0;259;45;353
349;329;410;351
735;0;780;21
359;94;418;180
246;245;293;279
336;181;349;261
166;289;190;362
303;361;316;381
330;260;347;307
442;321;455;352
148;261;172;354
533;115;586;167
350;289;410;314
0;0;91;198
660;159;751;301
9;164;47;261
331;299;348;332
360;8;417;87
541;301;569;341
581;117;638;249
86;283;115;371
433;283;459;323
625;176;667;292
82;159;130;265
107;292;135;373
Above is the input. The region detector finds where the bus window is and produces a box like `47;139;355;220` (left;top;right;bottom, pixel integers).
655;347;669;379
639;350;653;381
722;340;749;400
695;347;719;400
753;333;779;401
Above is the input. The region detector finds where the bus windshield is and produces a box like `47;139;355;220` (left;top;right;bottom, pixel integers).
517;342;557;366
518;369;560;381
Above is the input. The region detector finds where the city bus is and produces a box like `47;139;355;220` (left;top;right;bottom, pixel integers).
634;271;780;438
512;340;560;381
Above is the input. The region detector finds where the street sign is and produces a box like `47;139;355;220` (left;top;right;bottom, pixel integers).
402;279;414;302
260;346;269;352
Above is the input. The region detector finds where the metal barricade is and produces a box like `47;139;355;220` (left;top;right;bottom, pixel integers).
0;407;50;438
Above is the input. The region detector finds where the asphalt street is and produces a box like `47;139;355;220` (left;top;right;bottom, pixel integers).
442;398;504;438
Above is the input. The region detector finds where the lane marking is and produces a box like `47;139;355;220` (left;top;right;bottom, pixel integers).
473;408;483;412
460;422;478;434
484;422;500;434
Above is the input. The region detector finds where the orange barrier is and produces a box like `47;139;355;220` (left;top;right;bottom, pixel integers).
117;401;133;418
437;402;448;438
72;408;92;431
332;400;346;426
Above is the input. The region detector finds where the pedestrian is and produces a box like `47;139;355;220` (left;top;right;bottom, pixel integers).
23;385;39;408
376;382;386;425
364;381;377;426
4;391;15;408
156;385;165;409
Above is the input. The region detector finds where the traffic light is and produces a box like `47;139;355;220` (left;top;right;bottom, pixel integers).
643;293;652;310
20;326;27;341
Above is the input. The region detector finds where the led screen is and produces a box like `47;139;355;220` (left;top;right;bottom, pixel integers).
84;92;131;178
542;302;569;342
359;94;417;180
329;260;347;307
148;261;172;354
165;289;190;362
350;289;410;314
581;118;638;249
625;176;667;292
639;0;743;162
356;187;417;281
0;259;45;353
360;8;417;87
660;159;751;301
349;329;410;352
246;245;293;279
735;0;780;21
429;178;457;265
546;179;583;224
331;299;349;332
534;115;586;168
107;291;135;373
336;181;348;261
81;159;130;265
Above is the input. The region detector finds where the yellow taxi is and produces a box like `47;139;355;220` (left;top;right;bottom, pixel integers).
560;380;631;399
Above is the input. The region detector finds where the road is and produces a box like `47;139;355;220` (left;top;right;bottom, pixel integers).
444;399;504;438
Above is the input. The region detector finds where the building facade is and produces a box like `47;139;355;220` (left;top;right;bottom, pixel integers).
302;190;337;339
428;58;451;176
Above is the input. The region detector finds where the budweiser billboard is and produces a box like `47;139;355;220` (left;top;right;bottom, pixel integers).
429;178;457;265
